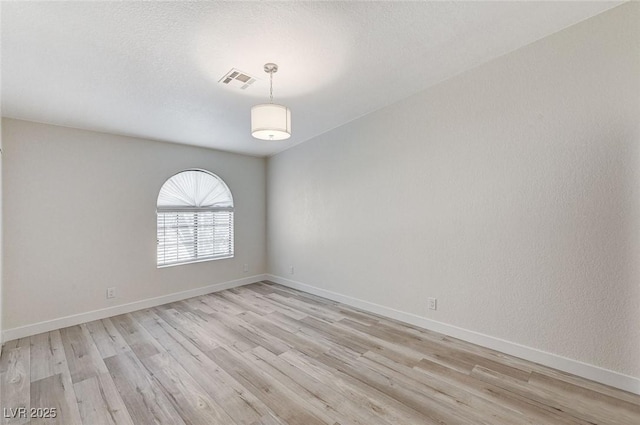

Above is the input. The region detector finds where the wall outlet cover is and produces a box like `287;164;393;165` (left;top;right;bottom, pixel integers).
428;297;437;310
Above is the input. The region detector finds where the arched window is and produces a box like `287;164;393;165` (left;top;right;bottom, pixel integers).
157;169;234;267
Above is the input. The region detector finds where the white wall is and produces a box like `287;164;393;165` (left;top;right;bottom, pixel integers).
2;118;266;332
268;2;640;381
0;117;3;348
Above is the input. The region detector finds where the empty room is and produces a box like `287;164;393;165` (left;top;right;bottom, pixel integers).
1;1;639;424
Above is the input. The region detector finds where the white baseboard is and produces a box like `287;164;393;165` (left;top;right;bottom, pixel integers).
2;274;267;343
267;274;640;396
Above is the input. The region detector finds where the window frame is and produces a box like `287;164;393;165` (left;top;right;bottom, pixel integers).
156;169;234;268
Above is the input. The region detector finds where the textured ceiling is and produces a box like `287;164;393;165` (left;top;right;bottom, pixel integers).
1;1;621;157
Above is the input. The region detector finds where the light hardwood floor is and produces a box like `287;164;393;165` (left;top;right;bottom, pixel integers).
1;281;639;425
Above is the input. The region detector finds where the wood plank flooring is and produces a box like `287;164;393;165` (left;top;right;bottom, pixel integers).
1;281;639;425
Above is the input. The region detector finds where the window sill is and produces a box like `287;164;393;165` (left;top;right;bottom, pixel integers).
157;255;234;268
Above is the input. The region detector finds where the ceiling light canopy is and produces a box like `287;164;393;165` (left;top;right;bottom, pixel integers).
251;63;291;141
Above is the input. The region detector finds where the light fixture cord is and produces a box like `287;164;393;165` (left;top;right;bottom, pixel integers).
269;70;274;103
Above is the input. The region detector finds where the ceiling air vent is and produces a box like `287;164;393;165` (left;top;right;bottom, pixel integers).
218;68;257;90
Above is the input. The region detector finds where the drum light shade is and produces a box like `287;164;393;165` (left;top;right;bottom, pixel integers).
251;103;291;140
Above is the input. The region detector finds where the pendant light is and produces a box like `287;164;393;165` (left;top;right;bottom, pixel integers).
251;63;291;140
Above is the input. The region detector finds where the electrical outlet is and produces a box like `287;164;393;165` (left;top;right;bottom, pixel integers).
427;297;437;311
289;265;295;275
243;263;249;273
106;287;116;299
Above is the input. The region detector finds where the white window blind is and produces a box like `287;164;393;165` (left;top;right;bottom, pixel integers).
157;170;234;267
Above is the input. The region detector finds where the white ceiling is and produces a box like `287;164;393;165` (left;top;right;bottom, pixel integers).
1;1;621;157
